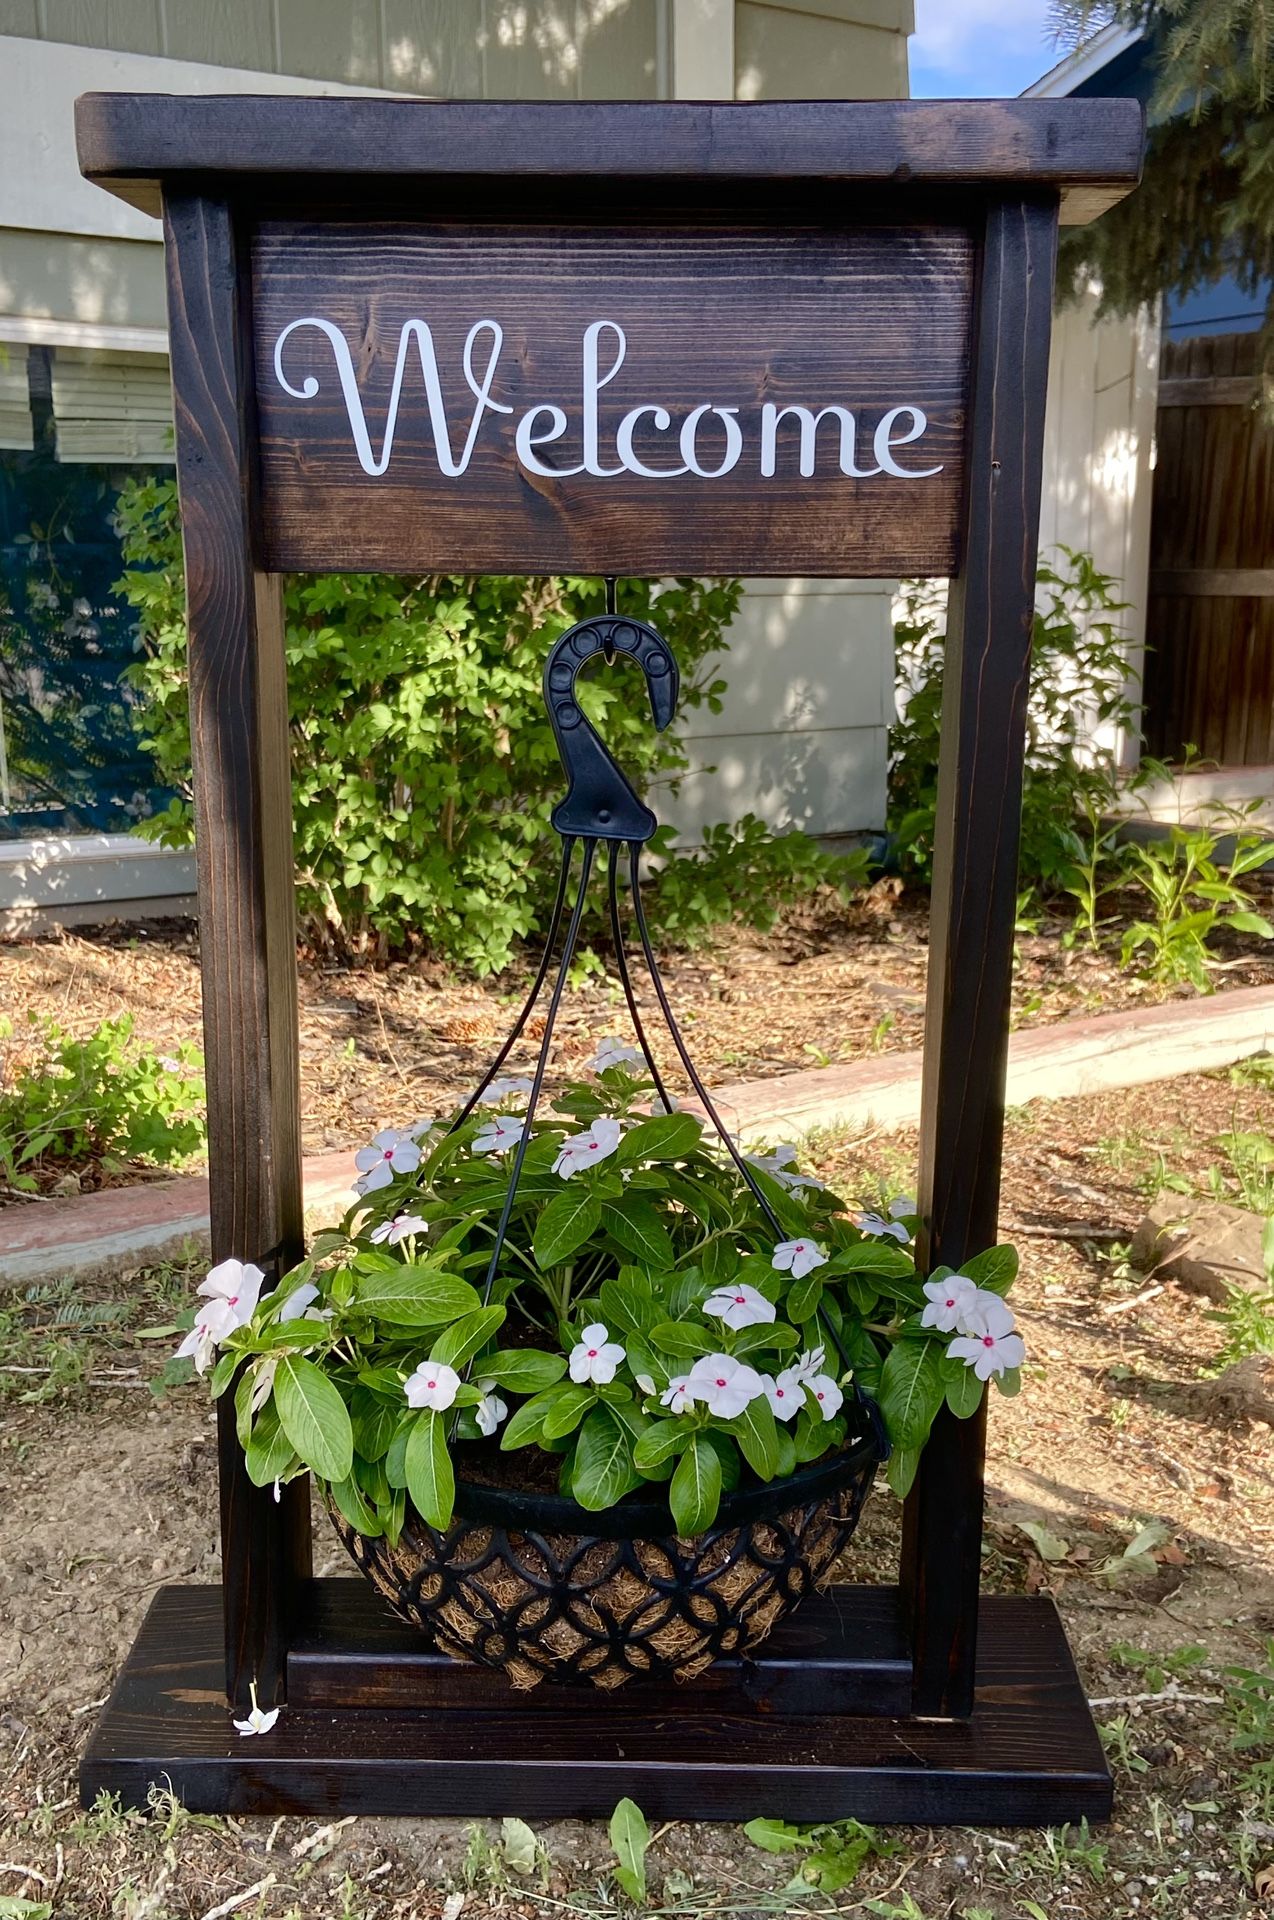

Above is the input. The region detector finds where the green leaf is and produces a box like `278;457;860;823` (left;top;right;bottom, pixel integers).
274;1354;353;1481
786;1272;823;1323
830;1242;916;1278
960;1245;1019;1295
943;1358;985;1419
542;1384;598;1440
477;1348;567;1393
633;1419;695;1471
651;1320;716;1359
350;1384;400;1461
885;1444;921;1498
244;1401;299;1489
430;1305;506;1369
730;1321;801;1357
995;1365;1022;1398
616;1111;702;1165
572;1406;641;1511
743;1817;810;1854
728;1392;781;1480
670;1433;722;1534
877;1339;945;1450
534;1189;602;1268
599;1274;660;1335
354;1265;480;1325
600;1198;675;1267
330;1471;384;1537
609;1796;651;1904
404;1409;455;1530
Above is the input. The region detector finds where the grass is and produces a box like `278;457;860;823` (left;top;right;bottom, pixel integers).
0;1256;199;1404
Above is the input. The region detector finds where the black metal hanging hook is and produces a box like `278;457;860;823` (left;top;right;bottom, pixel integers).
543;614;679;843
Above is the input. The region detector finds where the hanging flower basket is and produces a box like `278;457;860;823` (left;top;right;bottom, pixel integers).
175;608;1028;1693
330;1427;882;1689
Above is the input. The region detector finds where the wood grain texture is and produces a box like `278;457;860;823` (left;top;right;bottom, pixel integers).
74;94;1144;225
1145;332;1274;768
162;194;310;1711
81;1583;1112;1824
287;1580;912;1718
252;219;973;577
902;194;1061;1719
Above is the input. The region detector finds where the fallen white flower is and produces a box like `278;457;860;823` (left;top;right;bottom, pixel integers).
233;1682;280;1737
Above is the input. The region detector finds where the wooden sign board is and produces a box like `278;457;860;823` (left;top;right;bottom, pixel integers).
75;93;1143;1828
254;220;973;576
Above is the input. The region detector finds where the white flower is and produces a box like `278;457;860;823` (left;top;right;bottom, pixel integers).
747;1143;825;1194
553;1115;623;1178
953;1286;1013;1338
473;1115;526;1155
478;1076;534;1106
855;1211;910;1243
569;1322;626;1384
634;1372;657;1397
276;1280;319;1321
686;1353;766;1419
661;1375;694;1413
370;1211;428;1245
158;1055;183;1075
920;1274;981;1334
404;1360;463;1411
703;1281;776;1331
792;1346;826;1383
888;1195;916;1219
651;1094;680;1115
763;1366;805;1422
948;1297;1026;1380
249;1354;279;1415
590;1036;644;1073
771;1238;827;1281
233;1682;280;1738
175;1259;265;1373
475;1383;509;1436
806;1372;845;1421
354;1127;422;1193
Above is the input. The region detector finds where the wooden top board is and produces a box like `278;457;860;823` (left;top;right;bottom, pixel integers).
76;95;1143;225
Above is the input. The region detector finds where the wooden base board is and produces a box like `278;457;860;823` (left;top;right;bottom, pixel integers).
287;1579;914;1717
81;1583;1112;1825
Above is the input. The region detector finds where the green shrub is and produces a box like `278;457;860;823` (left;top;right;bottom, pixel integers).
0;1013;206;1192
116;478;759;974
890;547;1139;895
650;816;869;946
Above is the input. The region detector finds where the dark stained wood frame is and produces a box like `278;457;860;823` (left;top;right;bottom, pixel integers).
76;93;1142;1824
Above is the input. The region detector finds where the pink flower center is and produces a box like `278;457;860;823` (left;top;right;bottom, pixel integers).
589;1142;599;1151
733;1294;745;1304
382;1148;393;1160
427;1379;437;1389
795;1244;806;1253
945;1297;956;1309
587;1348;598;1359
982;1335;994;1348
775;1388;786;1399
228;1295;238;1306
816;1391;826;1402
715;1377;727;1389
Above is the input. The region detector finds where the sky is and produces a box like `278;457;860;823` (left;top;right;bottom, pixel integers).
908;0;1067;99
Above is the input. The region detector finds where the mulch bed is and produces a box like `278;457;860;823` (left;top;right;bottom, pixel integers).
4;880;1273;1197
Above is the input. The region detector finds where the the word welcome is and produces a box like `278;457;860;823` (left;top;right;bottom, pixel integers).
272;317;945;483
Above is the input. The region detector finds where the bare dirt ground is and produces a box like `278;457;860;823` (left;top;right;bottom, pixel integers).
1;1065;1271;1918
4;889;1274;1194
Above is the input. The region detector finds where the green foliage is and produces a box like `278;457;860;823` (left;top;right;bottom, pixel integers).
1052;2;1274;394
743;1815;899;1893
119;475;830;973
890;548;1138;892
609;1797;652;1903
1222;1639;1274;1816
1119;821;1274;989
650;816;869;946
195;1056;1023;1535
0;1012;205;1192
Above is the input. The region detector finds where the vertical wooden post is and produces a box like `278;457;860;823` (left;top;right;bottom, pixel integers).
162;194;310;1711
901;194;1060;1719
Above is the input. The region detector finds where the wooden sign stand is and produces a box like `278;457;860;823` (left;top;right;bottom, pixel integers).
76;94;1142;1824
